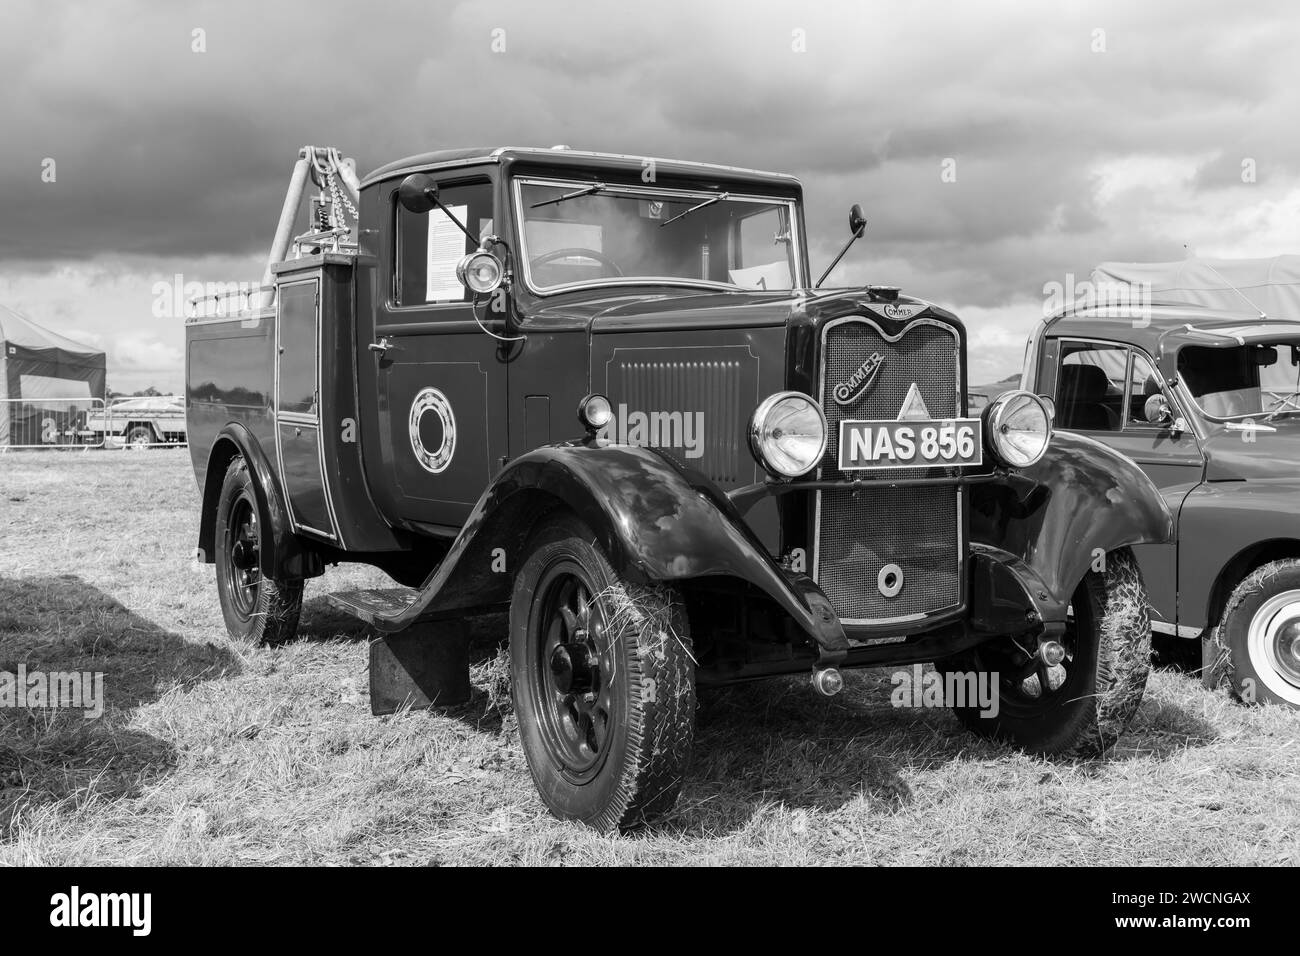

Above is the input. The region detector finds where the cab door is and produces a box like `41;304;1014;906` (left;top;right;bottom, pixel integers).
362;174;507;530
1051;338;1204;627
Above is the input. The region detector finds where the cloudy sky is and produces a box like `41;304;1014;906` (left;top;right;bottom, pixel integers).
2;0;1298;391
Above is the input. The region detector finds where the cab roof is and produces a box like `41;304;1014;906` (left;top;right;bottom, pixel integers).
361;146;802;191
1043;302;1300;354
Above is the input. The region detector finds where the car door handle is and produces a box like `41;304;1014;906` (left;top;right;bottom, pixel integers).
368;337;392;355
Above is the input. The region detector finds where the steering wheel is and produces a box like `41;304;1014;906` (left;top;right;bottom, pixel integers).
530;247;624;278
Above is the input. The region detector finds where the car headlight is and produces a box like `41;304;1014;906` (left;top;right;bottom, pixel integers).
749;391;827;478
983;390;1052;468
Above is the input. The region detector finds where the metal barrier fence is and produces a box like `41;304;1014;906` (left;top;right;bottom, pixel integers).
0;398;187;450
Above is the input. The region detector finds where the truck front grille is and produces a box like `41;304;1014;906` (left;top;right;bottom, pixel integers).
814;316;964;625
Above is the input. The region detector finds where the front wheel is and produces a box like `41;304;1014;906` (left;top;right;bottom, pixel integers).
510;514;695;833
939;547;1151;758
213;457;303;646
1207;560;1300;708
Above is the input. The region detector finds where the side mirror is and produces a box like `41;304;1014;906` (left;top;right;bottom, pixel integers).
1144;394;1173;425
849;203;867;238
398;173;440;214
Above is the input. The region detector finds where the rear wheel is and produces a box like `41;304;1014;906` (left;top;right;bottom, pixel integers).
939;548;1150;758
125;425;154;448
214;457;302;646
1207;560;1300;708
510;514;695;832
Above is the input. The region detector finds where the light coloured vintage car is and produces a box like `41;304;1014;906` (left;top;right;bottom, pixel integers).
84;396;187;447
1023;256;1300;708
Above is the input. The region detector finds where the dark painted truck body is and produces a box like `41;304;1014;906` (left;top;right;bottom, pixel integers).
186;146;1171;830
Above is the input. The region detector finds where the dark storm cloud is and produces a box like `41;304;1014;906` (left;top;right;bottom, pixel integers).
1;0;1298;314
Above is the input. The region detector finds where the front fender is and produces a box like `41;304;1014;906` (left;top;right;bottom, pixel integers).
390;441;849;659
969;431;1173;620
1178;480;1300;629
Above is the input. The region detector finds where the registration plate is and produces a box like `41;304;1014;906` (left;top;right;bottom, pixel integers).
838;418;983;471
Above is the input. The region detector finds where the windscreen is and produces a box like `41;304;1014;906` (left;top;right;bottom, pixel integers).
517;179;801;293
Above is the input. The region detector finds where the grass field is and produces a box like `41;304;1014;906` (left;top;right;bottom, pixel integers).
1;451;1298;865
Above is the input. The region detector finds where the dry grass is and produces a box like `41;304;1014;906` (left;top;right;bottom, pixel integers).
1;451;1298;865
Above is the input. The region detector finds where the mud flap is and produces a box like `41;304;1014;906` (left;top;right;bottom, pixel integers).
368;621;471;715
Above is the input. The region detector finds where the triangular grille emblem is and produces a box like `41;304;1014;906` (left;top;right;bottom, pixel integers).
897;383;932;421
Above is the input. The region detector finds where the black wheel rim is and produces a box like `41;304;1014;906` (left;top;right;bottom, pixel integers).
529;559;616;781
223;494;261;619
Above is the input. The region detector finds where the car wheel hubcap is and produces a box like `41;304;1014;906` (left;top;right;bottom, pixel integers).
1247;590;1300;699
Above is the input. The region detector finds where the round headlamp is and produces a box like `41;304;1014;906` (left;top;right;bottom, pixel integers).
456;250;504;295
577;393;613;433
983;390;1052;468
748;391;827;478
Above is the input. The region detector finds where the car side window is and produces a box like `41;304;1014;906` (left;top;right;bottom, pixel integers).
394;179;494;308
1124;352;1164;428
1056;343;1126;431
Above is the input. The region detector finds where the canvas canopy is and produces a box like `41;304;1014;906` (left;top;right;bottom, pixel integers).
1092;255;1300;320
0;305;106;445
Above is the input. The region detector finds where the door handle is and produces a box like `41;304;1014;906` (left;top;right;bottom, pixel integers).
368;336;392;356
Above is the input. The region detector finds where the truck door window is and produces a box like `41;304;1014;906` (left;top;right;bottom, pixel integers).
1124;352;1164;428
394;180;493;307
1057;343;1125;431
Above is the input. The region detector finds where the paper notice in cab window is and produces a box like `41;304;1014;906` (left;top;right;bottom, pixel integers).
426;204;468;302
728;260;790;290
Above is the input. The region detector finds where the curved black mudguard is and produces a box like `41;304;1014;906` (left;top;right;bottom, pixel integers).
195;423;322;580
969;431;1173;622
373;442;850;660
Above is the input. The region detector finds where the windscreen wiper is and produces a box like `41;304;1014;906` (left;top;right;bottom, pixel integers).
530;183;605;209
659;193;728;228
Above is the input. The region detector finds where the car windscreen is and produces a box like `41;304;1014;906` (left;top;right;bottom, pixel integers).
515;179;801;293
1178;342;1300;419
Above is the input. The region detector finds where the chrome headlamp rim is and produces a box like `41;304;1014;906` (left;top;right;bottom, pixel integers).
456;249;505;295
748;390;828;479
983;389;1053;469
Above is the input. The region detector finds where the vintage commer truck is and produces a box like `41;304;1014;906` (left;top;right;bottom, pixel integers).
186;145;1172;831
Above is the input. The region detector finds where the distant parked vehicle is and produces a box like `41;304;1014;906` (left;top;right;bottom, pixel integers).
84;396;187;447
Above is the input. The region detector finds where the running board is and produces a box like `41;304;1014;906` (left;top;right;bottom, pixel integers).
326;587;422;626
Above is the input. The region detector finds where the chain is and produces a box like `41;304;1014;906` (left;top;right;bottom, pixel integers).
306;146;359;231
327;169;359;228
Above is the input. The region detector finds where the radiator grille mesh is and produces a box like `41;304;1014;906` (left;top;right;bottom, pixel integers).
815;318;963;623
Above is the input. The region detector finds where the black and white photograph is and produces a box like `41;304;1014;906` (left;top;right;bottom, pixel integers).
0;0;1295;912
